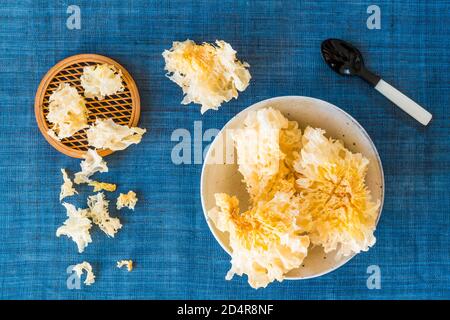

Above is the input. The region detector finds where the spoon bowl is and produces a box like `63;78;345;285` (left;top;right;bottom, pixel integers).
321;38;365;76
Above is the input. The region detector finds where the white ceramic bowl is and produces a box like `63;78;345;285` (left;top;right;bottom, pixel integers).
201;96;384;279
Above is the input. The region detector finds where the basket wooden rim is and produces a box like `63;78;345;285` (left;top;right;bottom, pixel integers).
34;54;141;158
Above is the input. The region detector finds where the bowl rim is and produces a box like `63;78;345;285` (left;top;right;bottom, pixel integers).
200;95;385;280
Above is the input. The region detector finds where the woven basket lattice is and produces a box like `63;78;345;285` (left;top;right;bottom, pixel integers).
35;54;140;158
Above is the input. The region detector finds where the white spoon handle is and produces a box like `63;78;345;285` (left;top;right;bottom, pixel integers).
374;79;432;125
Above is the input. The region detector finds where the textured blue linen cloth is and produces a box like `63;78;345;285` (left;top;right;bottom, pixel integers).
0;0;448;299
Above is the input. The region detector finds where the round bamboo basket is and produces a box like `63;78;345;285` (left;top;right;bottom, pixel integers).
35;54;141;158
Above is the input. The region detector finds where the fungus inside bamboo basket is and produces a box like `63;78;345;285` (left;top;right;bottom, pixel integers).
35;54;141;158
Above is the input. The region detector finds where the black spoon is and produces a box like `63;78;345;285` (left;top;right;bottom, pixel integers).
321;38;432;125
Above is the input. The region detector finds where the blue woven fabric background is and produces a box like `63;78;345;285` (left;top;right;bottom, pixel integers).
0;0;448;299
